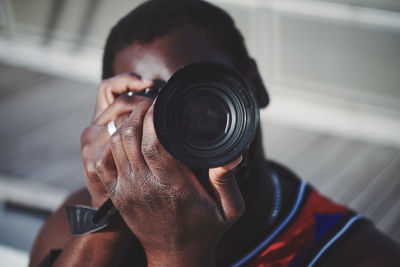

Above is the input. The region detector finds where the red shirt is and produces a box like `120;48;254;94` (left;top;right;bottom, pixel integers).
232;180;365;267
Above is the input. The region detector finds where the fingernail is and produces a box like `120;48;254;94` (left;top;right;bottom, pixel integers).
142;78;153;84
229;155;243;170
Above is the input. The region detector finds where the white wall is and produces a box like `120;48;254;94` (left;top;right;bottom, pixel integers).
1;0;399;146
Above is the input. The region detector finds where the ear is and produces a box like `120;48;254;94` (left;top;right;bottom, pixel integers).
245;58;269;108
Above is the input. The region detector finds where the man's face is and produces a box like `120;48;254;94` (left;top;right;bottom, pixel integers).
112;24;236;84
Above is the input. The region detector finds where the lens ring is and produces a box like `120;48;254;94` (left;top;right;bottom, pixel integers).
154;62;259;168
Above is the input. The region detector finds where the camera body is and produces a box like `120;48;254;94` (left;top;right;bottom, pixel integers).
153;62;259;169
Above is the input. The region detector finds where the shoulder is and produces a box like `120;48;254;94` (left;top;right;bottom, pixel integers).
320;221;400;266
266;160;400;266
29;187;91;267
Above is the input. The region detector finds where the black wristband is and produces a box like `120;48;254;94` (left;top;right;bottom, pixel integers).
37;249;62;267
66;198;118;235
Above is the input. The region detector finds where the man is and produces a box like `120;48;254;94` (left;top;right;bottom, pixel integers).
29;0;400;266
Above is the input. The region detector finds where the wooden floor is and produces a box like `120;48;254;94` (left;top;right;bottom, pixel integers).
0;62;399;243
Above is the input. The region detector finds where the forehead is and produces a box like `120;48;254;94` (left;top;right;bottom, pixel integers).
113;24;235;81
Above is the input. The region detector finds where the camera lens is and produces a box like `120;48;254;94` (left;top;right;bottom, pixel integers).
175;89;231;148
154;62;259;168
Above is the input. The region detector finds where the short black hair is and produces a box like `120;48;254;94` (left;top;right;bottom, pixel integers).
102;0;250;79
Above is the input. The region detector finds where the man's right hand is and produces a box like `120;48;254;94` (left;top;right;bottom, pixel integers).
29;74;153;267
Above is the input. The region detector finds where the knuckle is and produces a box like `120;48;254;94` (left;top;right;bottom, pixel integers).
99;81;109;93
80;143;90;157
115;113;130;126
121;124;136;140
123;113;143;134
85;162;97;176
95;157;105;172
141;138;160;160
110;132;121;145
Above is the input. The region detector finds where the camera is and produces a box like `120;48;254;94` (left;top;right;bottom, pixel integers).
152;62;259;169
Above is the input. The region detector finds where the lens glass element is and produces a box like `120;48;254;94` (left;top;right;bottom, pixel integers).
175;89;231;148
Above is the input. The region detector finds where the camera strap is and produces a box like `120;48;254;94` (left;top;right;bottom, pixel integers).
66;198;118;235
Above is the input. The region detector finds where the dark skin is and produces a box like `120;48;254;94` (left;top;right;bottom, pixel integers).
29;24;400;267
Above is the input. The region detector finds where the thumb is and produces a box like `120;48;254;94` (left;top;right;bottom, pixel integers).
209;156;245;222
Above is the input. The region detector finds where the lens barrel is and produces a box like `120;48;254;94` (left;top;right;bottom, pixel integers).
154;62;259;168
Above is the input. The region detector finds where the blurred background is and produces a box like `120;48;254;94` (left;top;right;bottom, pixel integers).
0;0;399;265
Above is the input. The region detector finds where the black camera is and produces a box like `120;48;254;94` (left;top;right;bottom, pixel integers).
151;62;259;169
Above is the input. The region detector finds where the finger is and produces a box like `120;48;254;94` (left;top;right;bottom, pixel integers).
114;113;130;128
94;73;153;119
80;124;109;155
121;99;153;172
141;105;198;190
81;115;128;166
99;74;152;111
109;129;131;181
141;105;179;174
93;94;149;125
81;114;129;164
95;142;118;195
209;156;245;222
